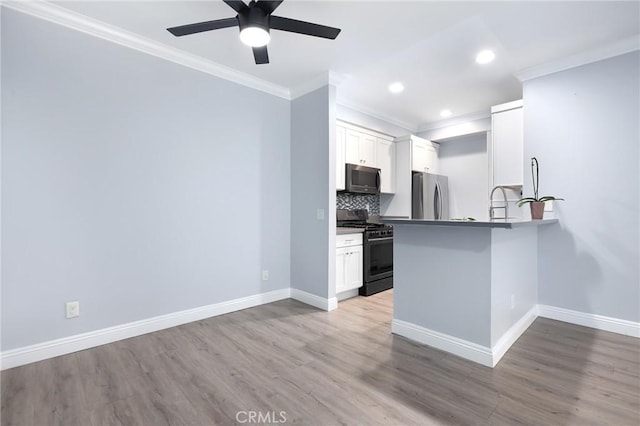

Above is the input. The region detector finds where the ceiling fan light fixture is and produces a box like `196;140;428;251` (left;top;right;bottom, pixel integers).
240;26;271;47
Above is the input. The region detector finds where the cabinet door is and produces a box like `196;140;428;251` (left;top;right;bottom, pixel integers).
335;247;347;294
336;125;346;191
344;245;363;291
376;138;395;193
412;139;429;172
425;145;438;174
345;130;361;165
360;135;377;167
492;107;523;186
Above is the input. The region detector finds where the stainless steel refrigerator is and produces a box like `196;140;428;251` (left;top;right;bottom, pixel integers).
412;172;449;220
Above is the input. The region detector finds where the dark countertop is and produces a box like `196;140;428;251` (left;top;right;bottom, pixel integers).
380;218;559;229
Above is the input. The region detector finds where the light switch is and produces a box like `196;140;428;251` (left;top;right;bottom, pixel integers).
316;208;325;220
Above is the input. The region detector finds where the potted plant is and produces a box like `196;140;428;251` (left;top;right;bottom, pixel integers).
517;157;563;220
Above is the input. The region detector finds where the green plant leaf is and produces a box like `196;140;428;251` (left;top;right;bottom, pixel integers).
538;196;564;202
517;197;538;207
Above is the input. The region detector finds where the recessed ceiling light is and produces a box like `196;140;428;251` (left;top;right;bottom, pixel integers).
440;109;452;118
476;49;495;65
388;82;404;94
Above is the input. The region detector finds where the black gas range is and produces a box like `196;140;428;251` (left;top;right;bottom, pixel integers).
337;209;393;296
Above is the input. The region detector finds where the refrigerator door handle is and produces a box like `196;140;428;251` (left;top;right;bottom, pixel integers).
420;177;424;218
438;182;443;220
434;182;440;220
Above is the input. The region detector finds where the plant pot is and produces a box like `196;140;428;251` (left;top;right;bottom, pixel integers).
530;202;545;220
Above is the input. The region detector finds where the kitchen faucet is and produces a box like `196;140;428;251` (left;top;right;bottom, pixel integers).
489;186;509;220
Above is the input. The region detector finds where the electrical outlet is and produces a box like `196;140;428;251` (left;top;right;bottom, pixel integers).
66;301;80;319
510;295;515;310
316;208;325;220
262;270;269;281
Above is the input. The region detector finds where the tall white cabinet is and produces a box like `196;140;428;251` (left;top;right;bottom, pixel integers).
491;100;523;187
336;125;346;191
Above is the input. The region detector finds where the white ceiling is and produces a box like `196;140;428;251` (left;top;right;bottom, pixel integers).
50;1;639;130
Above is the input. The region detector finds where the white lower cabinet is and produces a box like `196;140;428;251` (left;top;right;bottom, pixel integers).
335;233;363;296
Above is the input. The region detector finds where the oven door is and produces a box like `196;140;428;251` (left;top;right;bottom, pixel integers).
364;236;393;282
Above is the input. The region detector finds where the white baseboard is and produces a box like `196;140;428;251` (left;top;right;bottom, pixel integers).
491;306;538;367
290;289;337;312
393;305;638;369
392;319;494;367
537;305;640;338
1;289;291;370
336;289;359;301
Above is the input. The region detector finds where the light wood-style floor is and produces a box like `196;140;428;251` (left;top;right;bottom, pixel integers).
2;290;639;425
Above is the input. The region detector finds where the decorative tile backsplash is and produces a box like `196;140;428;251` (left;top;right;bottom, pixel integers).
336;193;380;215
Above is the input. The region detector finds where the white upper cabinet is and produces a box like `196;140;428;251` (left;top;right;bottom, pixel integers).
336;125;346;191
411;136;439;174
491;100;523;187
345;129;377;166
336;121;395;194
376;138;395;193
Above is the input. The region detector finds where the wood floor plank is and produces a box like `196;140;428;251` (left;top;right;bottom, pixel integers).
32;355;91;426
0;363;36;426
2;289;639;425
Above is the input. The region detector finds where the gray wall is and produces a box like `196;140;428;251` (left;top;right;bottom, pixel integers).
524;51;639;322
490;227;537;346
291;87;333;299
394;225;492;346
1;9;291;350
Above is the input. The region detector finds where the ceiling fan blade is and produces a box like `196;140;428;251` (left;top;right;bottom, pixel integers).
270;16;341;39
252;46;270;64
167;17;238;36
256;1;284;15
223;0;248;14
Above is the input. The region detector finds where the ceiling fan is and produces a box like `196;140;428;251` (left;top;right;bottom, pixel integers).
167;0;341;64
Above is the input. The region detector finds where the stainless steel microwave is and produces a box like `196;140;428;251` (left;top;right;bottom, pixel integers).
343;164;381;194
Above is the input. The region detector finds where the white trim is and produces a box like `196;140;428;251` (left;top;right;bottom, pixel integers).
1;289;291;370
416;110;491;133
538;305;640;338
337;120;394;140
336;99;418;134
291;289;337;312
491;306;537;367
391;319;494;367
2;0;290;99
290;71;346;100
490;99;523;114
515;36;640;82
336;288;359;302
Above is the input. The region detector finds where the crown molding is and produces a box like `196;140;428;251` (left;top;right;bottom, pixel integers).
417;110;491;133
335;98;418;133
515;35;640;82
2;0;291;99
289;70;346;100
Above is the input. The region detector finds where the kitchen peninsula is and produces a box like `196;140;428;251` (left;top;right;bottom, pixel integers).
383;218;558;367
